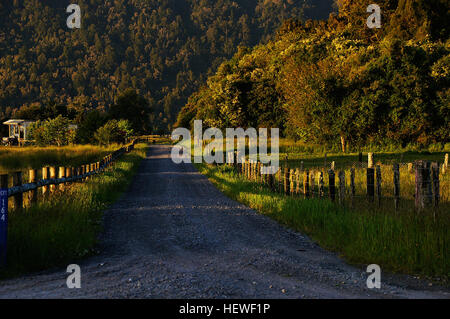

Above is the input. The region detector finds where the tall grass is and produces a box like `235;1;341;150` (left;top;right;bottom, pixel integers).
0;144;147;279
0;145;119;174
197;164;449;282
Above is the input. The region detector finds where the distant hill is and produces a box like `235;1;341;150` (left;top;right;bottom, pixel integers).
0;0;335;133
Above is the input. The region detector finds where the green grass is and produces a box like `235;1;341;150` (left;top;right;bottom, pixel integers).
197;163;449;283
0;144;120;174
0;143;148;279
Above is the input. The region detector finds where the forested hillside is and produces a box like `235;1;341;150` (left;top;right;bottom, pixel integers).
0;0;334;134
177;0;449;150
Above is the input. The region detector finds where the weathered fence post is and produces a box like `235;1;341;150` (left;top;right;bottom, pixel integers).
42;167;49;195
28;169;37;205
49;167;56;192
408;163;413;173
295;168;301;195
66;167;72;185
278;167;283;193
445;154;448;171
393;164;400;211
289;169;295;195
367;167;375;203
368;153;374;169
415;161;432;211
350;168;356;206
331;161;336;171
58;167;65;191
257;162;262;183
431;162;440;208
0;174;8;267
310;171;315;198
328;170;335;202
12;172;23;210
376;165;382;206
338;171;345;205
318;172;324;198
284;166;290;195
85;164;90;180
267;170;274;191
303;169;310;198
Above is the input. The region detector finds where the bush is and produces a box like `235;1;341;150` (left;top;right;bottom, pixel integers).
94;119;134;145
29;115;76;147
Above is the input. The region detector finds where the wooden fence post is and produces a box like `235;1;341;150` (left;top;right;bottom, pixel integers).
431;162;440;208
376;165;382;206
49;167;56;192
13;172;22;210
66;167;72;185
331;161;335;171
367;167;375;203
393;164;400;211
350;168;355;206
295;168;301;195
310;171;315;198
408;163;413;173
338;171;345;205
284;166;290;195
415;161;432;211
42;167;49;195
303;169;310;198
328;170;335;202
368;153;374;169
278;167;282;193
289;169;295;195
267;170;274;191
445;154;448;171
28;169;37;205
58;167;65;191
318;172;324;198
257;162;262;183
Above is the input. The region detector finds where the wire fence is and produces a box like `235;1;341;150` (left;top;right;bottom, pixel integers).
220;152;449;212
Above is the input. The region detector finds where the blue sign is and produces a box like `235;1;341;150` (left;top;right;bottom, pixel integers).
0;189;7;267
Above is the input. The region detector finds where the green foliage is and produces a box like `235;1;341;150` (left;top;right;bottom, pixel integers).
94;119;134;146
29;115;76;147
109;89;151;134
0;0;332;133
180;2;449;150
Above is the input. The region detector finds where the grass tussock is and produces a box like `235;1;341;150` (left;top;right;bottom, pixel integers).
197;163;449;282
0;144;147;279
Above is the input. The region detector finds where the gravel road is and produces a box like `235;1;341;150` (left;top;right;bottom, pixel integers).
0;145;448;299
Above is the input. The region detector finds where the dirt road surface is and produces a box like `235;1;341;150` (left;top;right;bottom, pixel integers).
0;145;448;299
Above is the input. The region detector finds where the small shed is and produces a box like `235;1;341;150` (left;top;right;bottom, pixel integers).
3;119;35;144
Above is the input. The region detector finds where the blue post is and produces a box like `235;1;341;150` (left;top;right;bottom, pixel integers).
0;187;7;267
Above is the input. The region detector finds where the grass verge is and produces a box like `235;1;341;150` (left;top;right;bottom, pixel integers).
0;143;148;279
197;163;449;283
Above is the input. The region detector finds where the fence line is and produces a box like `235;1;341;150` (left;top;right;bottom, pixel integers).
224;152;448;211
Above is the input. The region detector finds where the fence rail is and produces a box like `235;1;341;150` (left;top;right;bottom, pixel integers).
1;141;137;207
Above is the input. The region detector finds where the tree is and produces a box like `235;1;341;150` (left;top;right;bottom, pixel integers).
29;116;75;147
94;120;134;146
109;89;152;134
